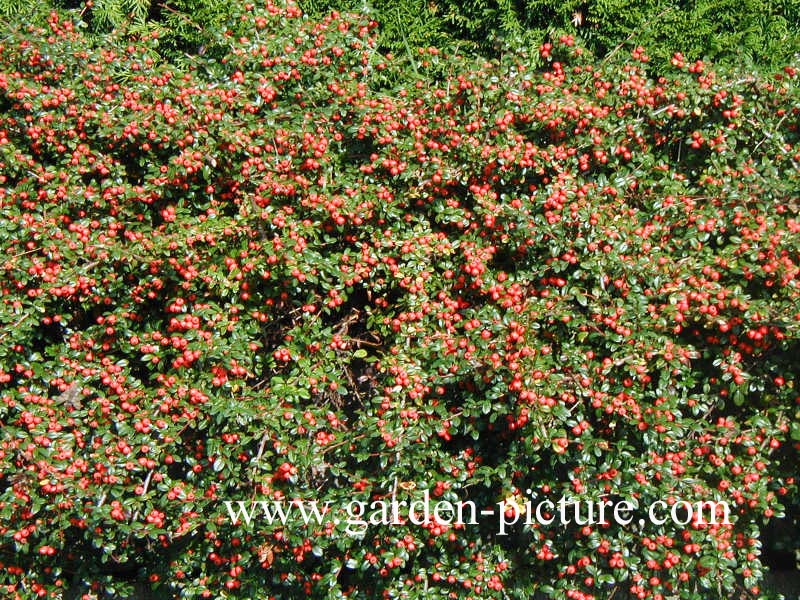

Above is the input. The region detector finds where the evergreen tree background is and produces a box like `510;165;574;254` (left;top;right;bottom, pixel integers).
1;0;798;69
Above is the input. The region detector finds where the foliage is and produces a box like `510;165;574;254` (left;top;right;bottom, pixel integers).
302;0;449;55
304;0;800;68
2;0;798;70
0;3;799;599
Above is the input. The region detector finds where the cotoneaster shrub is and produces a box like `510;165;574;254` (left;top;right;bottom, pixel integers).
0;3;798;599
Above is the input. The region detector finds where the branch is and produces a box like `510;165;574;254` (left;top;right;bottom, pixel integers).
0;313;31;342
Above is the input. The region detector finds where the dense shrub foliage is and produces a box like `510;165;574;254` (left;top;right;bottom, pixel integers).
415;0;800;67
2;0;799;68
0;3;799;599
307;0;800;68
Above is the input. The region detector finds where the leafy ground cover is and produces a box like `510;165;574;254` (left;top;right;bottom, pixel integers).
0;2;798;598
